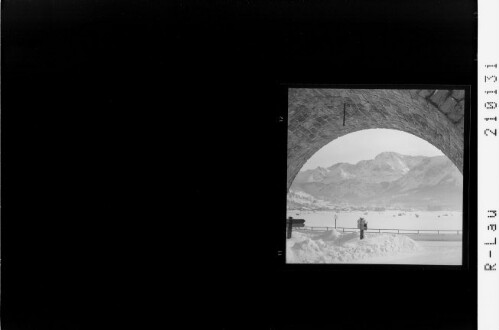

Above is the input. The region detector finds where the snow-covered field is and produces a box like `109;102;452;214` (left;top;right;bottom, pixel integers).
286;210;462;230
286;229;461;265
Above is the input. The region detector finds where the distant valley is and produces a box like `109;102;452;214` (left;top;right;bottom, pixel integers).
288;152;463;211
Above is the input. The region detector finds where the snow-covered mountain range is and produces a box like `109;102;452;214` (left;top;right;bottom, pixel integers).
289;152;463;211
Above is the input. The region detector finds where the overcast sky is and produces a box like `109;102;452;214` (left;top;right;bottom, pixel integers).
300;129;444;171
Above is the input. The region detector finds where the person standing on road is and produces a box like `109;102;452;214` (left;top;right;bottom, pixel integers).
357;217;368;239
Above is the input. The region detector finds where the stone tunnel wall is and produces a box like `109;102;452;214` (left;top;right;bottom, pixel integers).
287;89;465;191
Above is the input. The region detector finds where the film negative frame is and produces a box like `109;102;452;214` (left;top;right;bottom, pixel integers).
278;84;471;271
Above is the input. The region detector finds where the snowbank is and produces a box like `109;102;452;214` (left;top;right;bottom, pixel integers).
286;229;421;264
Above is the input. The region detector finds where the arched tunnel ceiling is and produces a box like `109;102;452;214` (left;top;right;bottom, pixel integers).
287;89;465;190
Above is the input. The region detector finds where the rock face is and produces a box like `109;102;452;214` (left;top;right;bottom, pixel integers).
287;89;465;191
290;152;463;211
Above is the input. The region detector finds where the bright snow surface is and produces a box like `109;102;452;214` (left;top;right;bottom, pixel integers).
286;229;462;265
286;210;462;230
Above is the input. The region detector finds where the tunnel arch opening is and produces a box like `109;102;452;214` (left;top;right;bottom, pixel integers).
288;128;463;213
287;89;465;191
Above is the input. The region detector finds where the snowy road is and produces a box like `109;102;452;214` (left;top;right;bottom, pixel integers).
349;241;462;265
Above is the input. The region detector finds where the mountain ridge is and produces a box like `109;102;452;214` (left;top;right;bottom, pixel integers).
289;152;462;211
